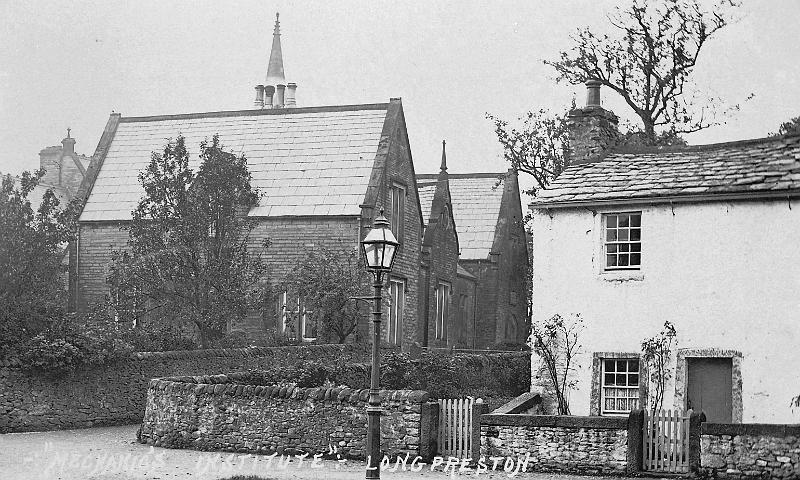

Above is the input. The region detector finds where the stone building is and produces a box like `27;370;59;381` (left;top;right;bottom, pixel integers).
73;15;426;348
529;81;800;423
417;168;529;349
416;141;466;349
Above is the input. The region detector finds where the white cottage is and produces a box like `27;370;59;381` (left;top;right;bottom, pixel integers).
529;84;800;424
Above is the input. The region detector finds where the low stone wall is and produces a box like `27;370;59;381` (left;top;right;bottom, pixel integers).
0;344;374;433
481;414;631;475
138;374;437;460
701;423;800;479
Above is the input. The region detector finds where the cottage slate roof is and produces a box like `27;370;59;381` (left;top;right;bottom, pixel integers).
532;134;800;208
80;104;390;221
417;173;506;260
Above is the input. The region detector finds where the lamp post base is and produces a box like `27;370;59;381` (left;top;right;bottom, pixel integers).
366;404;382;479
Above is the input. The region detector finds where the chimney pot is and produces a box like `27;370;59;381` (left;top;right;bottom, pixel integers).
264;85;276;109
254;85;265;108
285;82;297;107
275;84;286;108
585;79;602;108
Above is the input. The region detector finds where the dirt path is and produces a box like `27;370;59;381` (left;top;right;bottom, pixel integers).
0;425;630;480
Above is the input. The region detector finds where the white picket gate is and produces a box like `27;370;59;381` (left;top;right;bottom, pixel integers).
643;409;692;474
437;397;482;458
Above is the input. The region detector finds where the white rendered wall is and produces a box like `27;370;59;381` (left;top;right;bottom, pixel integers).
530;198;800;423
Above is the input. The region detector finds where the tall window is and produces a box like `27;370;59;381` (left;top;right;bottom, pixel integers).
435;282;450;341
388;279;405;346
601;358;640;415
277;292;316;341
390;183;406;246
604;212;641;270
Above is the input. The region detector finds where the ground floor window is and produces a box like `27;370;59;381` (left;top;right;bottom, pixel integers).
277;291;316;341
435;282;450;341
601;358;640;415
387;278;405;346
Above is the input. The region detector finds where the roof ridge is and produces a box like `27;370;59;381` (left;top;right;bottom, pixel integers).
417;172;506;179
609;132;799;156
119;102;391;123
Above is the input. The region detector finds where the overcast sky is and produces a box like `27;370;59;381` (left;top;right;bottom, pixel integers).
2;0;799;182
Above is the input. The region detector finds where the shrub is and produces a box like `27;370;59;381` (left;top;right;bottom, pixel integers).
19;308;134;376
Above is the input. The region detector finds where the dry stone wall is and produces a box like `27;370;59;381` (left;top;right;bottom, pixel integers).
0;344;373;433
480;414;630;475
138;374;437;460
701;423;800;479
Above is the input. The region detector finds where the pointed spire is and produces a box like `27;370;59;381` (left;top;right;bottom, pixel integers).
265;12;285;86
440;140;448;173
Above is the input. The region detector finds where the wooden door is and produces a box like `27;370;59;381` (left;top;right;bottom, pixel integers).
686;358;732;423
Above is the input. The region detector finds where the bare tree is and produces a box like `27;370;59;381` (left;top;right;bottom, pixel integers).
486;109;570;196
641;321;677;412
530;313;583;415
546;0;744;141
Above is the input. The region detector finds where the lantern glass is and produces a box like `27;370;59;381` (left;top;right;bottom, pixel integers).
361;214;399;272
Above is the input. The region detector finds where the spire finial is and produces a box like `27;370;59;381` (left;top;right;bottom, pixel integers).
440;139;447;172
66;127;71;139
265;12;286;86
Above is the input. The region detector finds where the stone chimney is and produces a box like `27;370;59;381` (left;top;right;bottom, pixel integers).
254;85;265;108
285;83;297;107
567;80;620;164
275;84;286;108
264;85;275;108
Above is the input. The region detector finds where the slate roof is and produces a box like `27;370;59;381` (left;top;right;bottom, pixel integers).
532;134;800;207
80;104;390;221
417;172;506;260
417;181;437;224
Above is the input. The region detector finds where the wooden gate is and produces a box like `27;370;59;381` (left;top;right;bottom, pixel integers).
643;409;692;473
437;398;482;458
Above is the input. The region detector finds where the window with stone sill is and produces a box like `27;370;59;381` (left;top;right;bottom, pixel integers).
601;358;641;415
603;212;641;271
390;183;406;247
387;278;405;346
277;291;316;341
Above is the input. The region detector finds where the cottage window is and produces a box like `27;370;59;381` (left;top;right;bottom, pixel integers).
601;358;640;414
278;292;316;341
604;212;641;270
387;278;405;346
435;282;450;341
390;183;406;246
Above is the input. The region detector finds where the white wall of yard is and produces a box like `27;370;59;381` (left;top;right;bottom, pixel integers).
530;198;800;423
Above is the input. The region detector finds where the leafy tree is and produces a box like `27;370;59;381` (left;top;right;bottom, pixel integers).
546;0;743;141
108;135;270;348
0;170;81;356
771;116;800;136
641;320;677;412
487;109;570;195
530;313;583;415
281;245;368;343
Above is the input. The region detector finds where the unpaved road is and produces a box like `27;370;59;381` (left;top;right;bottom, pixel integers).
0;425;634;480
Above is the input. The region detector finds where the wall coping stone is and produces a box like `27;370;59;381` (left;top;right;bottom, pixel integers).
154;376;430;405
482;413;628;429
492;390;543;414
702;422;800;437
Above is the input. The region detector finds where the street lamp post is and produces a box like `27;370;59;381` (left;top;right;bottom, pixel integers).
360;211;399;480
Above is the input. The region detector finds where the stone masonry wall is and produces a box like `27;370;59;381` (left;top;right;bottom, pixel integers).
701;423;800;479
0;344;373;433
481;414;629;475
138;374;436;460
